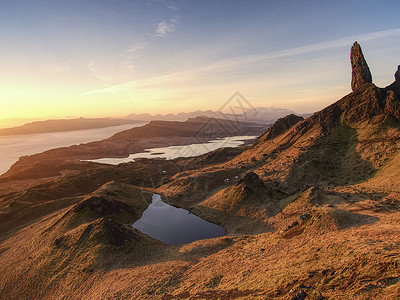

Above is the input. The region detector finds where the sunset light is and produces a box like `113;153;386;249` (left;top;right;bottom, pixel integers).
1;0;400;125
3;1;400;299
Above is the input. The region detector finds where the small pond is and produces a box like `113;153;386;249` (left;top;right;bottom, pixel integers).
132;194;225;245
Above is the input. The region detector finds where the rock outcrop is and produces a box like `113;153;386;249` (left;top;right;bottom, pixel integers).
385;66;400;98
237;171;265;188
73;195;133;216
53;218;138;247
291;43;400;127
263;114;304;141
351;41;373;91
3;40;400;300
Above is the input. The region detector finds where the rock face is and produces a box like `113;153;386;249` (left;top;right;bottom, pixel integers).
264;114;304;140
296;42;400;126
385;66;400;99
351;42;372;91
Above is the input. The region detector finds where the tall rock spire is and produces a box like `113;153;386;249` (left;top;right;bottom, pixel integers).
350;42;372;91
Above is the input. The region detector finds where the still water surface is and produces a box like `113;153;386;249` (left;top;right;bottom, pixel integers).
132;194;225;245
0;123;146;175
88;135;257;165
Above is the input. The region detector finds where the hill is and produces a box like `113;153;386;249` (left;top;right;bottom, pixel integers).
0;116;265;180
1;42;400;299
0;118;143;136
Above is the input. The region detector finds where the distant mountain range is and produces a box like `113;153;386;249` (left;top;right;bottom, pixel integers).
2;42;400;299
1;116;267;179
0;106;302;136
126;106;301;123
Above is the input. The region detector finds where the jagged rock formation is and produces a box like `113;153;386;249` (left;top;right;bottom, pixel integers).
173;41;400;216
351;41;373;91
2;41;400;300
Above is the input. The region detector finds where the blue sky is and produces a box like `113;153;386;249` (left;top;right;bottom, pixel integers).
1;0;400;123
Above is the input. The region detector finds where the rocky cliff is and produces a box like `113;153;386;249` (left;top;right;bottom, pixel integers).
1;42;400;300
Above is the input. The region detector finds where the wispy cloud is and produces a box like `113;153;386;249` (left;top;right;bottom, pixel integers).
265;27;400;60
200;27;400;72
87;62;113;84
166;2;178;11
82;27;400;96
155;19;176;37
127;42;146;53
149;0;178;11
82;71;183;96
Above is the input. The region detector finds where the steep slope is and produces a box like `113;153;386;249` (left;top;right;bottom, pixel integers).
1;42;400;300
200;172;281;219
0;182;166;299
159;41;400;231
228;43;400;191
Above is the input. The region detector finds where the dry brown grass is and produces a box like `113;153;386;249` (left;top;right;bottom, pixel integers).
2;82;400;298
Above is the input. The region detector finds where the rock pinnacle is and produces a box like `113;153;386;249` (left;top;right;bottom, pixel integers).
395;65;400;82
350;42;372;91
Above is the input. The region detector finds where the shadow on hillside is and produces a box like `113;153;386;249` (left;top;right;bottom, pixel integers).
327;189;400;211
284;125;376;192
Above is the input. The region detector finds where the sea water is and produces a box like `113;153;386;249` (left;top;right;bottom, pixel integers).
0;123;146;175
87;135;257;165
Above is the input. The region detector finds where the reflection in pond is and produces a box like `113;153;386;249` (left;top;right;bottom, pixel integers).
132;194;225;245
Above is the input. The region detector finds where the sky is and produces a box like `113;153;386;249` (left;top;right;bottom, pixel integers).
1;0;400;126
